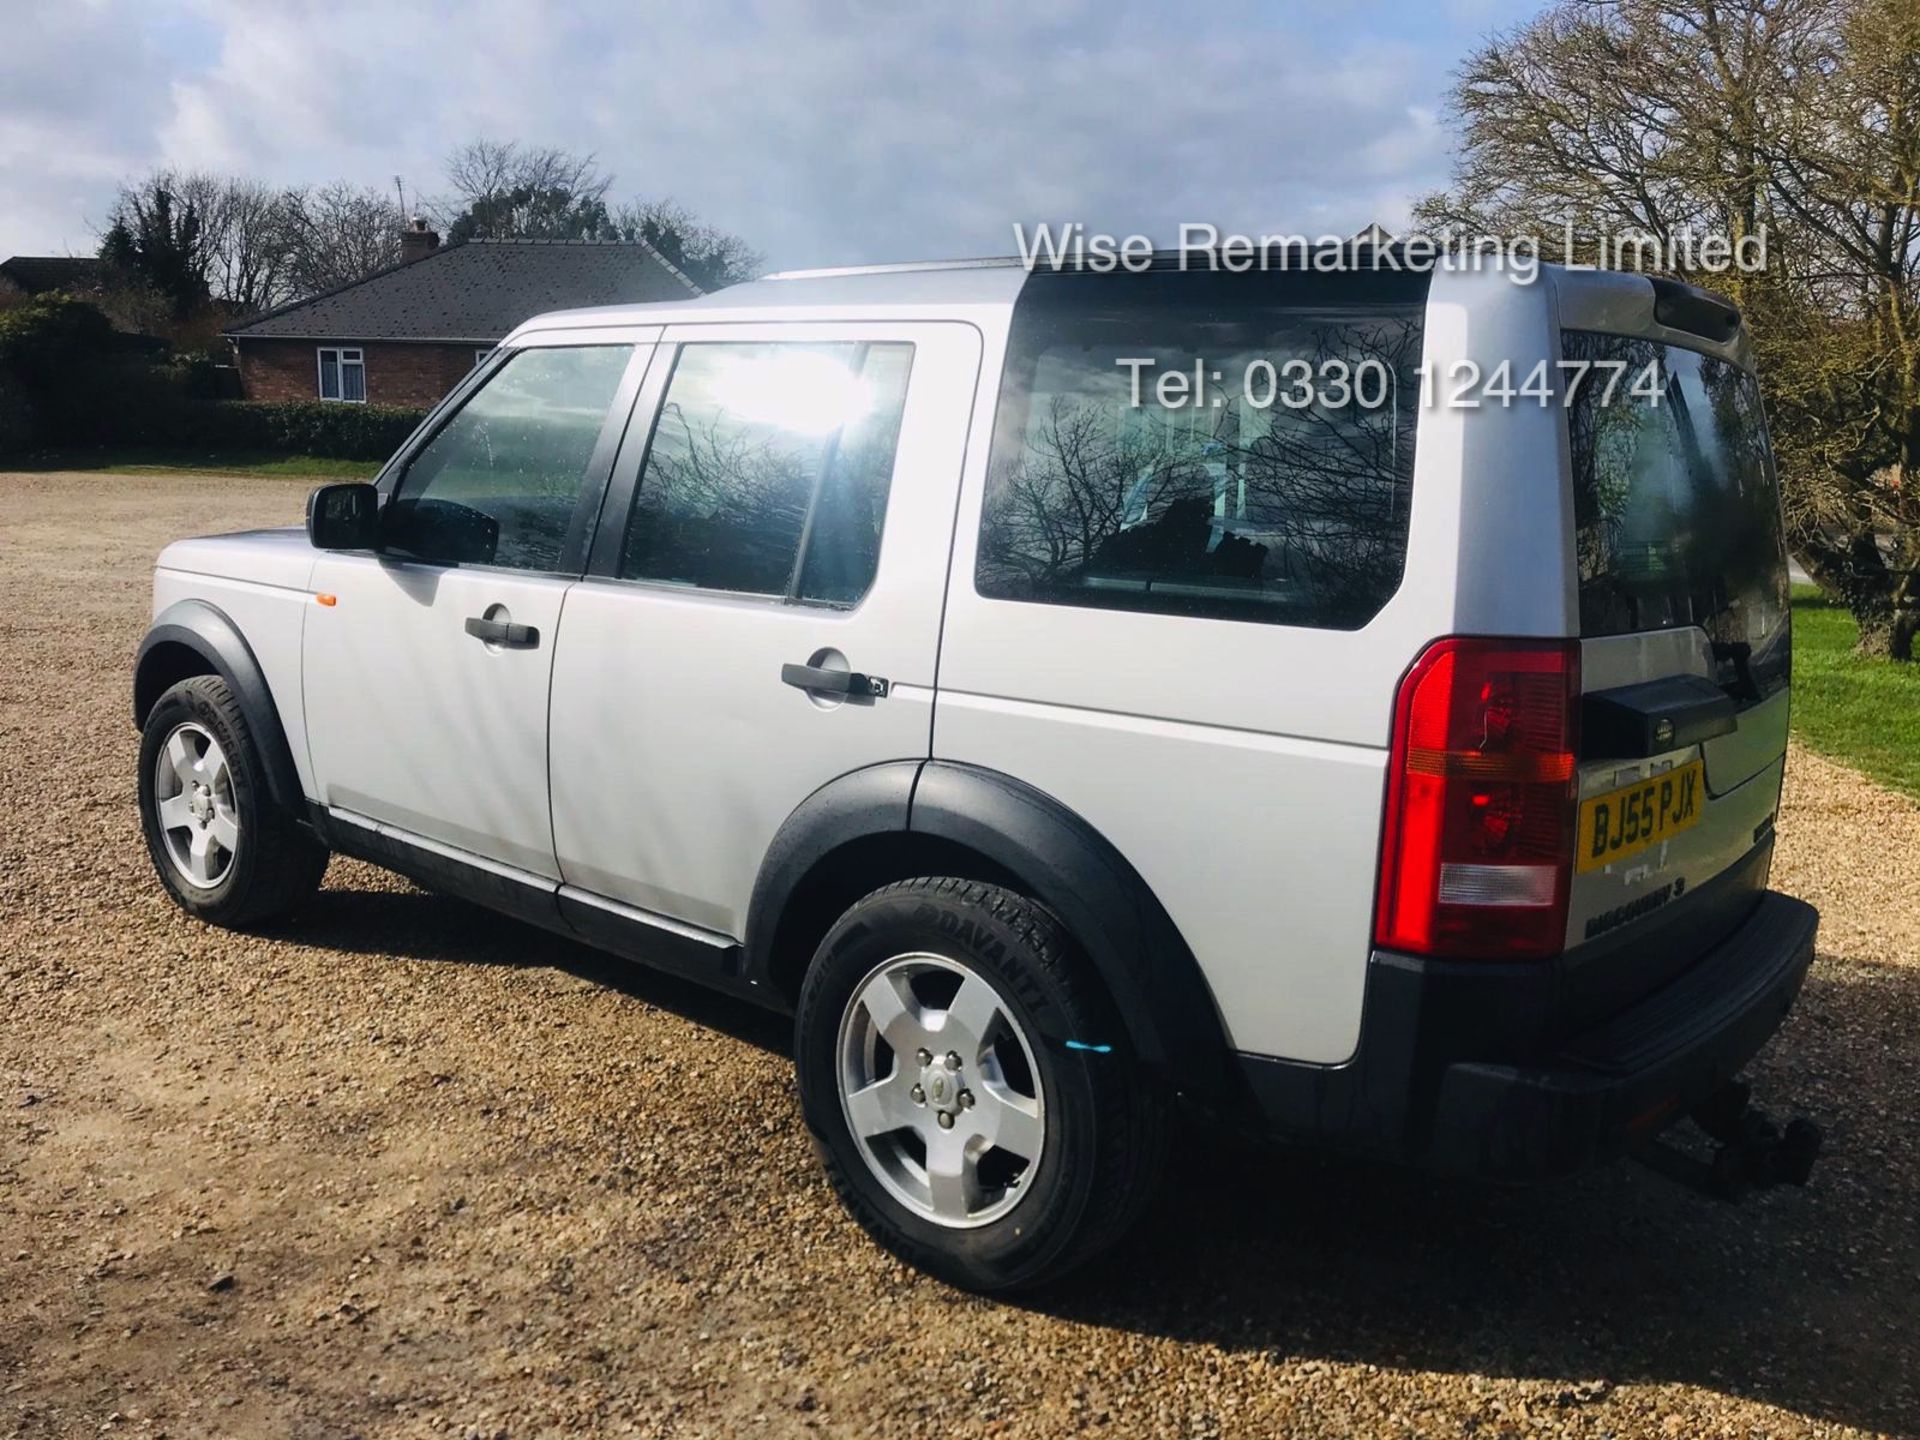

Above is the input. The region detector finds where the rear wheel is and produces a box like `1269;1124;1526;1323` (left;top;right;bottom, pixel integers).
138;675;328;928
795;878;1166;1291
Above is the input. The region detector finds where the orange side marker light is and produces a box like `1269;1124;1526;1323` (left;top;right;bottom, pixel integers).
315;593;338;607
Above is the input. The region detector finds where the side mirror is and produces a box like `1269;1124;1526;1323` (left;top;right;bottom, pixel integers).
306;482;380;550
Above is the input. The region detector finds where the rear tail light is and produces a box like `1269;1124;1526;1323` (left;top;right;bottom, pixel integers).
1374;637;1580;960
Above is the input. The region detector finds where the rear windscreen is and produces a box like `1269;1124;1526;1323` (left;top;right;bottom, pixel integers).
1564;330;1790;699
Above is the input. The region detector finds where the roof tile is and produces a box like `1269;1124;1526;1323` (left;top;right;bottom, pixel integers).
227;239;698;341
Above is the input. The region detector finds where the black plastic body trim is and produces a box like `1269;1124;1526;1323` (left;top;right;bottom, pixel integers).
316;759;1242;1108
557;891;754;999
1237;842;1814;1176
317;809;764;1005
135;599;306;813
1427;892;1814;1177
906;761;1241;1106
1649;276;1743;344
742;760;1242;1108
743;761;922;985
319;811;563;930
1583;675;1737;759
587;342;679;578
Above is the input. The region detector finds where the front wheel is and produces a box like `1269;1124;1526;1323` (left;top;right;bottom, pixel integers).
137;675;328;928
795;878;1166;1291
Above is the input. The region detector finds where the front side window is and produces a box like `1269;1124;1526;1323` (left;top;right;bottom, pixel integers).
976;268;1428;630
382;344;634;571
620;341;914;603
318;346;365;403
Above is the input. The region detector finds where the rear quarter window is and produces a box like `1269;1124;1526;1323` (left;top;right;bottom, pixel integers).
976;267;1429;630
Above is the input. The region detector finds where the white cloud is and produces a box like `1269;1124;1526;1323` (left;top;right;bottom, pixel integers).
1;0;1502;269
0;2;181;251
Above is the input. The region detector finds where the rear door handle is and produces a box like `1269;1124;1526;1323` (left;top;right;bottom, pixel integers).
465;615;540;648
781;662;889;698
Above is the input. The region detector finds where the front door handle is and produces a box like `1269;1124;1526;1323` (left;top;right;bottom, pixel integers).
781;662;889;698
465;615;540;648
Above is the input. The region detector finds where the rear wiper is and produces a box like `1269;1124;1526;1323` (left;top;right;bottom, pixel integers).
1711;640;1762;703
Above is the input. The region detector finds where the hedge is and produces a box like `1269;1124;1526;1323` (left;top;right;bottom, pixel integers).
0;293;428;461
0;388;428;462
139;399;429;460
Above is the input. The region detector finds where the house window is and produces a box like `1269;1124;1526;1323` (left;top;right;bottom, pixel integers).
317;347;366;403
475;348;494;369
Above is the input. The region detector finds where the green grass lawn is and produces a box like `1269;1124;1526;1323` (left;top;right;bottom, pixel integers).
1790;585;1920;801
8;448;381;480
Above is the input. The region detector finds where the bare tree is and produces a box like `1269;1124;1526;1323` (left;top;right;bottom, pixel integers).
611;198;762;290
436;139;615;242
282;183;403;296
442;139;611;212
101;168;304;315
99;170;218;317
1418;0;1920;657
434;140;762;288
212;178;299;313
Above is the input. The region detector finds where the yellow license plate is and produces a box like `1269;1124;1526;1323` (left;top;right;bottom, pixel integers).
1576;760;1705;872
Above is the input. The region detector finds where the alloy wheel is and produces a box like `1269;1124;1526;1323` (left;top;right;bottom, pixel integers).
153;722;240;889
835;952;1046;1228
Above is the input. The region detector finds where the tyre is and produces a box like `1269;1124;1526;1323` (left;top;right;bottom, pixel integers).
795;877;1166;1292
138;674;328;928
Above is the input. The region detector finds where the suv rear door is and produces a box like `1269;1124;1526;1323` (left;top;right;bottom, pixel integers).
546;322;982;942
1557;312;1792;958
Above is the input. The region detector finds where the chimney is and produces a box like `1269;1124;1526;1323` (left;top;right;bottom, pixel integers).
400;217;440;263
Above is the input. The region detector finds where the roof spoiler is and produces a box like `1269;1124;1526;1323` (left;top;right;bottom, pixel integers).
1648;276;1742;344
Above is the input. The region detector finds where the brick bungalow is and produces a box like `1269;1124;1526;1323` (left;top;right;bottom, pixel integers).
223;223;700;408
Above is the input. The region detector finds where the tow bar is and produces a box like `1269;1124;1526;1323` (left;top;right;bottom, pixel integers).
1633;1079;1824;1200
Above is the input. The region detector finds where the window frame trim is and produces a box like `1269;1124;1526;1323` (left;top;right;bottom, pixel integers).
316;345;366;404
369;336;658;579
1559;326;1791;678
970;269;1431;633
586;333;916;611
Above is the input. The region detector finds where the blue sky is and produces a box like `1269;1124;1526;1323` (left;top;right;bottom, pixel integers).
2;0;1544;272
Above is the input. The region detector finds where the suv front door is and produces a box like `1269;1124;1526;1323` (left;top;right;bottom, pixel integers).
303;334;653;877
547;322;982;940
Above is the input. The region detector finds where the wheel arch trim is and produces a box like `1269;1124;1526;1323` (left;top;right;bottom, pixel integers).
135;599;305;812
745;759;1242;1107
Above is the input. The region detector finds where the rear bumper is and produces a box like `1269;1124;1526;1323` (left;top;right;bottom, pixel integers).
1237;882;1818;1179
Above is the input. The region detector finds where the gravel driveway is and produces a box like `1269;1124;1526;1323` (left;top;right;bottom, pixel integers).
2;471;1915;1440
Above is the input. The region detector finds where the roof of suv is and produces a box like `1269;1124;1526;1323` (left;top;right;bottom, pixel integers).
508;257;1035;337
509;252;1751;369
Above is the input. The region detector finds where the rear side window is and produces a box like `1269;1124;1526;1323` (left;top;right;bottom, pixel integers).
385;344;634;571
621;341;914;603
976;267;1429;629
1564;331;1790;698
